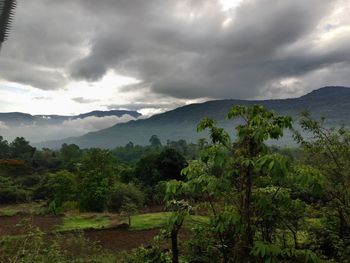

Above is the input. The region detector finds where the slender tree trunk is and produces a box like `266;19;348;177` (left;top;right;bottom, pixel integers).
338;208;350;243
292;231;298;249
241;165;254;262
171;228;179;263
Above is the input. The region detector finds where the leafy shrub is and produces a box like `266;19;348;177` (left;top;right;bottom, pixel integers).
0;176;28;203
106;183;145;212
119;245;171;263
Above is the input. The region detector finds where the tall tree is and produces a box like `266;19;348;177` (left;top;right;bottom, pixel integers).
10;137;36;162
78;149;118;212
0;136;10;158
165;105;319;263
295;112;350;260
149;134;162;148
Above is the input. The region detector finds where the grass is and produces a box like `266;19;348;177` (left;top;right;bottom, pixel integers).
128;212;171;230
55;212;208;232
55;214;114;232
128;212;209;231
0;209;18;216
0;202;44;216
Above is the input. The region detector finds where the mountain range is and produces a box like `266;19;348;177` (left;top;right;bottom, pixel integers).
0;110;141;143
0;110;141;126
34;86;350;149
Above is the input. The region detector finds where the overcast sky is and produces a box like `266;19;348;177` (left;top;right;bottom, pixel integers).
0;0;349;115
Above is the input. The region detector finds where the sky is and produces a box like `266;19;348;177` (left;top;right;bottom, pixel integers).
0;0;350;116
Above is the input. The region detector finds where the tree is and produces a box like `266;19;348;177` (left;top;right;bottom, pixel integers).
10;137;36;161
60;143;82;170
166;105;317;262
78;149;118;212
134;149;186;187
106;183;145;213
0;136;10;158
155;149;187;182
166;200;191;263
294;112;350;260
200;105;292;261
125;141;134;148
133;153;159;186
149;135;162;148
32;148;62;172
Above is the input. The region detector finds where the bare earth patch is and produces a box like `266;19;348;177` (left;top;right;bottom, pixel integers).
0;214;62;235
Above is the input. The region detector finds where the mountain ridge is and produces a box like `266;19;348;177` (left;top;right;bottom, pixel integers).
0;110;141;126
30;86;350;148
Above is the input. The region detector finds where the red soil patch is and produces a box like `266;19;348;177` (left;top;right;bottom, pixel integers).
0;213;165;253
0;214;62;235
84;228;160;251
139;205;164;213
0;214;159;252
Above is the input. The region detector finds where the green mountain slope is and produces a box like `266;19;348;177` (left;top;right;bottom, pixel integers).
37;86;350;149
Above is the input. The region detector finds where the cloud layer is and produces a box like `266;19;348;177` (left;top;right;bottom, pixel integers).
0;115;137;143
0;0;349;114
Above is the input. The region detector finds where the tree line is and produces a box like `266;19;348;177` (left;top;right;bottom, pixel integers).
0;135;190;212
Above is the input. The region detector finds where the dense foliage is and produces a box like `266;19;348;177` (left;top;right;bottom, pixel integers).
1;104;350;262
0;136;189;212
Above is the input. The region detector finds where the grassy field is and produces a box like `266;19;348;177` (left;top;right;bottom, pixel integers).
54;214;115;232
128;212;171;230
53;212;208;232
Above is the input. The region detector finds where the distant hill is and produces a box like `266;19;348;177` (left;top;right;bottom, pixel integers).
0;110;141;126
34;86;350;149
0;110;141;143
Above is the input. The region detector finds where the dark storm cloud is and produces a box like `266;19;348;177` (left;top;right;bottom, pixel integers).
1;0;349;101
69;0;348;99
0;0;92;89
0;59;67;89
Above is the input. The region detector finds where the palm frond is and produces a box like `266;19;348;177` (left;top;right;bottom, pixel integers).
0;0;17;43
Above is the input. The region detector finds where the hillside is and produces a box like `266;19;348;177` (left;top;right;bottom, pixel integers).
0;110;141;126
36;86;350;149
0;110;141;143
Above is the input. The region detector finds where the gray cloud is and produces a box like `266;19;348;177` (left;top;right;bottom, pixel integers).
68;0;348;99
0;0;349;105
34;97;52;101
72;97;100;104
0;0;92;89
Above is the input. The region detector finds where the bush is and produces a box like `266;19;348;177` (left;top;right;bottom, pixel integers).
119;245;171;263
0;187;28;203
107;183;145;212
0;176;29;204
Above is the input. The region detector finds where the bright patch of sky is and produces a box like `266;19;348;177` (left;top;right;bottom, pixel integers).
0;71;140;115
